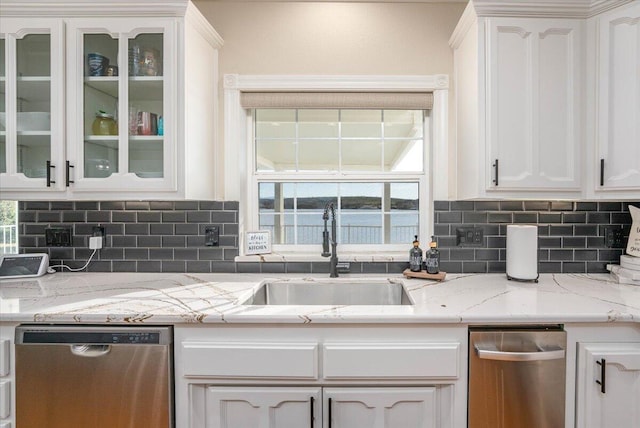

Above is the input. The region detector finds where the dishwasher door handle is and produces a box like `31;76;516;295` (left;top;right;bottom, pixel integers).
475;344;565;361
70;344;111;357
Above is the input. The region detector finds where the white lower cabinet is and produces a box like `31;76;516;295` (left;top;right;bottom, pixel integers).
576;342;640;428
325;387;437;428
206;387;321;428
204;386;438;428
175;325;466;428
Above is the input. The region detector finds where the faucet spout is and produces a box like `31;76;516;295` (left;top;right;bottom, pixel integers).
321;202;339;278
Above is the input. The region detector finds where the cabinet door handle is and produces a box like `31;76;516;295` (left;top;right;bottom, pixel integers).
596;358;606;393
600;158;605;186
66;161;75;187
309;396;314;428
328;397;332;428
492;159;499;186
46;161;55;187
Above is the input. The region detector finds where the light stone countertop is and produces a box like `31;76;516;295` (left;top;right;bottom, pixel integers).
0;272;638;324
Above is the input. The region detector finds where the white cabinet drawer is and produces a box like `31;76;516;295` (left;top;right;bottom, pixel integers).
323;342;460;379
0;340;8;377
0;380;9;419
182;342;318;379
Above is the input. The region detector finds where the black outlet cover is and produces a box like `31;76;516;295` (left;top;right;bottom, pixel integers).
456;227;484;247
205;226;219;247
45;227;73;247
604;226;626;248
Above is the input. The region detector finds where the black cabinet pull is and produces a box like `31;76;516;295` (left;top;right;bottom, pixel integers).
600;158;605;186
492;159;499;186
66;161;75;187
596;358;606;393
46;161;55;187
328;397;332;428
310;396;314;428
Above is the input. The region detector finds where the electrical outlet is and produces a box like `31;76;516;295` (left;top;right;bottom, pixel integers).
92;226;106;248
456;227;484;247
604;226;626;248
205;226;219;247
45;227;73;247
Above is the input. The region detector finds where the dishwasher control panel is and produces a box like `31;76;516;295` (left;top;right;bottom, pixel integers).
15;326;172;346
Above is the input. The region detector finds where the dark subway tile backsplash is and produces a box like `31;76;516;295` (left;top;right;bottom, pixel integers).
17;199;639;274
19;200;240;273
434;200;638;274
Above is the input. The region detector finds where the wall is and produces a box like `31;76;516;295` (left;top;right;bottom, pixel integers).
19;200;637;274
192;0;466;196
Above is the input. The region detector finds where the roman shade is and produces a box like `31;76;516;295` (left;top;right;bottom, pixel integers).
240;92;434;110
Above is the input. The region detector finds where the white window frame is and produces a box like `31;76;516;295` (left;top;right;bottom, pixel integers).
222;75;449;260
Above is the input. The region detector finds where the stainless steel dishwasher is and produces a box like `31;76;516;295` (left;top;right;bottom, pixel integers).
468;326;566;428
15;325;173;428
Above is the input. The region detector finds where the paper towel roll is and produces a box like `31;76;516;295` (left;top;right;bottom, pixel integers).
506;225;539;281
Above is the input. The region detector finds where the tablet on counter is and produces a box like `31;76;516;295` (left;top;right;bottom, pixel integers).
0;253;49;280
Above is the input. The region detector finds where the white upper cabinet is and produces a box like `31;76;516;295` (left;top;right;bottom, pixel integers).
486;18;582;192
0;19;66;192
65;18;176;193
451;0;639;200
450;4;584;199
0;0;222;200
591;1;640;195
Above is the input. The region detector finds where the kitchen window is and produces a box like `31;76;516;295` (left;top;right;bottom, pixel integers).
254;108;426;251
222;75;449;258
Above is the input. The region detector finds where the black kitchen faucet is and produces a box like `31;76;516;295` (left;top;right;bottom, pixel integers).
321;202;339;278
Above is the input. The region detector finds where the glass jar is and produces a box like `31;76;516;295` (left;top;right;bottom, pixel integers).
92;111;117;135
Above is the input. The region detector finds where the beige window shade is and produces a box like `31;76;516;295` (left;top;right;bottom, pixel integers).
240;92;434;110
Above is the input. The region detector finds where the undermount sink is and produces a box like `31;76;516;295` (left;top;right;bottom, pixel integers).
240;279;413;306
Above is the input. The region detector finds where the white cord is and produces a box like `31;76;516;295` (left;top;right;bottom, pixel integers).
49;248;98;272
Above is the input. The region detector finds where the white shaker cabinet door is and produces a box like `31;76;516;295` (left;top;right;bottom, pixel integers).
576;342;640;428
595;1;640;192
324;387;437;428
205;387;321;428
486;17;582;191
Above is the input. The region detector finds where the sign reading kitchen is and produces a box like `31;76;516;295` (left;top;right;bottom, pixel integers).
245;231;272;255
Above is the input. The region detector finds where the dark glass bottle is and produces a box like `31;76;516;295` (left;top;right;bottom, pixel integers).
425;236;440;274
409;235;423;272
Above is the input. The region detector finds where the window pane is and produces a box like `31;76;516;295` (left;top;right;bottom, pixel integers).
256;139;296;171
296;182;338;210
298;139;338;171
384;110;423;138
387;183;418;244
258;182;417;245
255;109;295;138
384;139;423;172
298;109;338;138
0;201;19;255
342;139;382;171
341;110;381;138
388;213;419;244
341;213;381;244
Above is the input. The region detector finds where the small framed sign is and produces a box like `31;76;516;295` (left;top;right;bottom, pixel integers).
245;230;272;255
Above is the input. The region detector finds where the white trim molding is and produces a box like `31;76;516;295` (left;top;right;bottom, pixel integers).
0;0;192;17
470;0;634;18
223;74;450;257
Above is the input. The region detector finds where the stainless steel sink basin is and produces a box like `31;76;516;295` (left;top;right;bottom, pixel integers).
240;279;413;306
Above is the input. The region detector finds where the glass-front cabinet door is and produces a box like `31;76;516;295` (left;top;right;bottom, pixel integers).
0;19;65;191
65;19;176;192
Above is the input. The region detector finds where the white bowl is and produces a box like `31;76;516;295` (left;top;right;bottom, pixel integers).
0;112;51;131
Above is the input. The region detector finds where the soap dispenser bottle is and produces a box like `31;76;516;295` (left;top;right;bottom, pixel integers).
409;235;423;272
425;236;440;274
